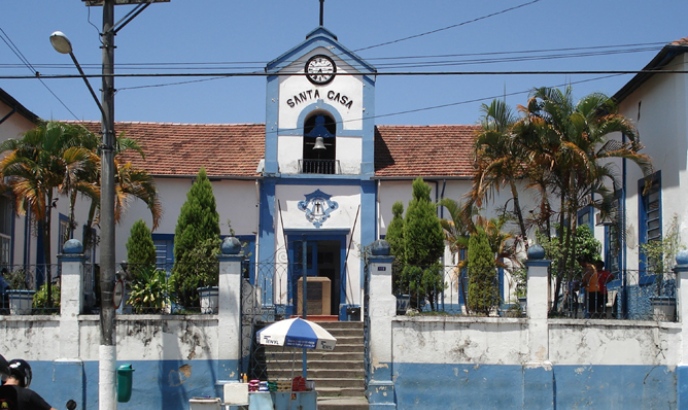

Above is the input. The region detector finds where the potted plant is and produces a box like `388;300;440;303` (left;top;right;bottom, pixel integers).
640;215;684;321
193;237;222;314
5;269;35;315
128;266;174;314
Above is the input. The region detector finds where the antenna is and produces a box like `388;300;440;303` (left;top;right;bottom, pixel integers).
319;0;325;26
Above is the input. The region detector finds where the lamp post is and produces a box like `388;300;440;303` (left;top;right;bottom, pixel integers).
51;1;168;408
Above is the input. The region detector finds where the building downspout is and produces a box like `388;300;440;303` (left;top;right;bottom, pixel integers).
622;133;628;317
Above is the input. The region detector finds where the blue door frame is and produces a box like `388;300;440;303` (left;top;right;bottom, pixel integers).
285;231;348;319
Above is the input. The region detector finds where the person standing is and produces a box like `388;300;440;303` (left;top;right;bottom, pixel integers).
583;260;614;318
0;358;56;410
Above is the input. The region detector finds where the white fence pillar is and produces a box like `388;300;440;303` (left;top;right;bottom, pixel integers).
366;240;397;409
675;250;688;408
56;239;86;409
524;244;553;409
218;236;244;380
59;239;85;359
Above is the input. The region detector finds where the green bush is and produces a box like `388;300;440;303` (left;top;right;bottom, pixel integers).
170;168;221;308
128;266;173;313
467;228;498;315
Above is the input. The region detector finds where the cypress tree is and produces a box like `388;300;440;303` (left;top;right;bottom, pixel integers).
467;228;498;315
386;201;405;294
125;219;156;276
171;168;221;308
401;178;445;310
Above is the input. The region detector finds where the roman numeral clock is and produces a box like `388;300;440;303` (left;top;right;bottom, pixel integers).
305;54;336;85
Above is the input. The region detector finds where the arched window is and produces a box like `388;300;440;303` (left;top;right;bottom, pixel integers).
302;113;337;174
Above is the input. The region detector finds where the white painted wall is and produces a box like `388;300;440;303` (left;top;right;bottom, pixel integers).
617;52;688;277
272;184;363;306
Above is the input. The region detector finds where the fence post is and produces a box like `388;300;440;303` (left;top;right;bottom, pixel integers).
674;250;688;408
366;240;397;409
55;239;86;409
524;244;553;408
218;236;244;380
59;239;85;356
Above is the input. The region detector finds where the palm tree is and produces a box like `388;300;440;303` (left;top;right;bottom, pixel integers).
0;121;98;305
113;137;162;231
82;135;162;253
471;100;529;243
517;86;653;312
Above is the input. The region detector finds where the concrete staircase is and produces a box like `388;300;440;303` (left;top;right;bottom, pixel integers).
261;321;369;410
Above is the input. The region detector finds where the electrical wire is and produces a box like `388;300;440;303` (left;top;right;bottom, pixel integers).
354;0;544;53
0;28;81;120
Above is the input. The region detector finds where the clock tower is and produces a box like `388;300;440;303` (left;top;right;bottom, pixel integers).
257;24;377;319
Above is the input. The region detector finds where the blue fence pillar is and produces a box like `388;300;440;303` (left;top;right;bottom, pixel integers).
524;244;554;409
674;250;688;409
366;240;397;409
56;239;86;409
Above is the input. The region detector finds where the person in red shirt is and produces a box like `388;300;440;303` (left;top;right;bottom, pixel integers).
584;260;614;318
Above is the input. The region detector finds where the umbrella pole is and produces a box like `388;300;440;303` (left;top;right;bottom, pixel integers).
302;239;308;379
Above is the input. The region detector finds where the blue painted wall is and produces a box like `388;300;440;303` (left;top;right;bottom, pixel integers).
34;359;237;410
392;363;676;410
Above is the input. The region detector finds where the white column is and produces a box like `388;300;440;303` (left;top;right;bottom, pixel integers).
218;237;244;380
366;240;397;409
59;239;85;359
523;244;553;409
674;251;688;408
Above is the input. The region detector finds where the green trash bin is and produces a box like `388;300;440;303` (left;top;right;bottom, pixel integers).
117;364;135;403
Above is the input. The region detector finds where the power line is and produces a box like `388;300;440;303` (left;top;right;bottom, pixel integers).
4;68;686;81
354;0;544;53
0;27;81;119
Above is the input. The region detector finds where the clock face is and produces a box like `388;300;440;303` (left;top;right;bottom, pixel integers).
305;55;336;85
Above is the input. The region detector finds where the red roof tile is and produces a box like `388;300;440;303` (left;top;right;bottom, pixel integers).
73;121;265;177
71;121;478;179
375;125;478;178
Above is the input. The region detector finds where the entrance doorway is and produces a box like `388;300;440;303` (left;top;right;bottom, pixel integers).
288;236;345;318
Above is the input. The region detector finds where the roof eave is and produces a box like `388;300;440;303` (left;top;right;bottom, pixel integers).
613;44;688;103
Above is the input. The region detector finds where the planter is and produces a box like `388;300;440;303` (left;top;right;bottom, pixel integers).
650;296;676;321
396;294;410;315
7;290;35;315
198;286;219;314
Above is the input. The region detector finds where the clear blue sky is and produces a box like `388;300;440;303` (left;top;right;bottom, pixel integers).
2;1;687;126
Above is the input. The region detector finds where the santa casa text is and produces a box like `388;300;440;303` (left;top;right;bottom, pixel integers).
286;89;354;109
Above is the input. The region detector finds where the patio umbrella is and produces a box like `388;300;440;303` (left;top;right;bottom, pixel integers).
256;317;337;351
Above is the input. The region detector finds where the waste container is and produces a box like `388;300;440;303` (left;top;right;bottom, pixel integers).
189;397;221;410
117;364;134;403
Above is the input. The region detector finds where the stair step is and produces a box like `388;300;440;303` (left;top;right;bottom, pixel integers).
314;385;365;396
318;396;370;410
257;320;368;409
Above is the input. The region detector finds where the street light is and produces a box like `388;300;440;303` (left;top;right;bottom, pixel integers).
51;24;117;409
51;2;167;409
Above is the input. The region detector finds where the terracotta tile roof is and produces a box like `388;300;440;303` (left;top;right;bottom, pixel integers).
670;36;688;46
375;125;478;178
74;121;265;177
72;121;478;179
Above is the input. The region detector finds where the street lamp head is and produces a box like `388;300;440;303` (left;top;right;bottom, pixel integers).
50;31;73;55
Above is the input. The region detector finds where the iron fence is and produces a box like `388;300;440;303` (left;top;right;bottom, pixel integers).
395;264;676;322
0;264;61;315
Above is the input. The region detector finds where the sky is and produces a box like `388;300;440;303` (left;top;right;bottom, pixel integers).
1;1;688;126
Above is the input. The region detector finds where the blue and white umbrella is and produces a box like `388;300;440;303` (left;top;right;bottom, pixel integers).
256;318;337;351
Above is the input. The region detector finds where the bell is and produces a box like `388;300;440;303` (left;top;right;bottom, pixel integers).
313;136;326;150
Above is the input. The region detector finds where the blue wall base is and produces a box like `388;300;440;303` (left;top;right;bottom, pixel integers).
676;364;688;409
523;364;553;410
367;380;396;409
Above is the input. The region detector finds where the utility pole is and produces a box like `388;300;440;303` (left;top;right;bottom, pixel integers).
79;1;170;408
99;1;117;409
